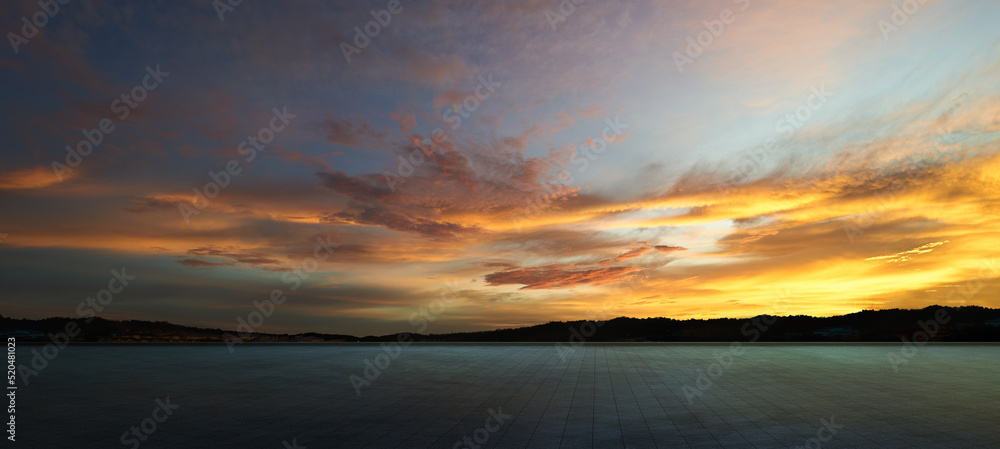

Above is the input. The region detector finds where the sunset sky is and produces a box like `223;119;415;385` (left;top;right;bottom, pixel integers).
2;0;999;335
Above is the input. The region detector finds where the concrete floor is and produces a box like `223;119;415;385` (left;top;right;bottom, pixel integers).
15;343;1000;448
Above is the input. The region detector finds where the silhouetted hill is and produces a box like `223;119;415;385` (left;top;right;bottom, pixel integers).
3;305;1000;343
0;316;356;343
364;305;1000;342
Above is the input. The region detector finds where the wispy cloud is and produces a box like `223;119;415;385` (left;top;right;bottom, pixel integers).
866;241;950;264
485;264;642;290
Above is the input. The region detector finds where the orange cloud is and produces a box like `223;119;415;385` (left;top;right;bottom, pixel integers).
599;242;688;265
0;166;68;190
485;263;642;290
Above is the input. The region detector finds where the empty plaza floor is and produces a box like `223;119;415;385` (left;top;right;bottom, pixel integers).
15;343;1000;448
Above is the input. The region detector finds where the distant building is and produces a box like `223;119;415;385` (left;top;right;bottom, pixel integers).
0;330;45;339
986;318;1000;328
814;327;860;340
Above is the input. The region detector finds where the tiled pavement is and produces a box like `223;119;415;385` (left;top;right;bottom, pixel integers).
15;343;1000;448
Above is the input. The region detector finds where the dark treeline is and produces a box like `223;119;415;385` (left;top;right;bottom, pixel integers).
366;305;1000;342
3;305;1000;343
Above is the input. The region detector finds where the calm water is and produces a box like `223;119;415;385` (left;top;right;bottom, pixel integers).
13;344;1000;448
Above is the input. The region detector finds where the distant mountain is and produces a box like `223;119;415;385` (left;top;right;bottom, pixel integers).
360;305;1000;343
0;316;357;343
3;305;1000;343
